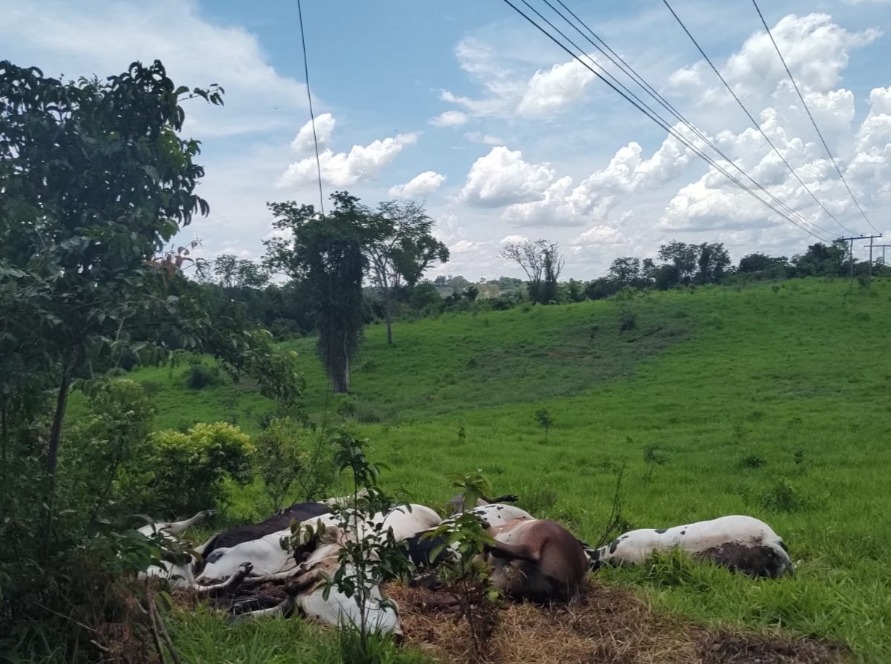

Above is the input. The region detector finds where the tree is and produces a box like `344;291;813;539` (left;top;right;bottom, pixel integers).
0;60;223;488
738;252;790;279
608;257;642;287
365;200;448;344
791;240;847;277
265;192;373;393
197;254;269;289
500;239;565;304
657;240;699;286
695;242;731;284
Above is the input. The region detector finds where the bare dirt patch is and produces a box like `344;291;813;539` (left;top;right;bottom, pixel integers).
385;579;848;664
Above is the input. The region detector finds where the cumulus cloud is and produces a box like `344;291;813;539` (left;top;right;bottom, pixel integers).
461;132;694;227
571;224;625;247
669;13;880;104
430;110;469;127
277;133;418;189
388;171;446;198
0;0;306;140
440;37;595;120
290;113;336;153
516;60;595;119
460;147;557;207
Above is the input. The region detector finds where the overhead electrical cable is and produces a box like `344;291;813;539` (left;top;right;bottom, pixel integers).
661;0;859;237
500;0;836;243
297;0;325;214
751;0;878;235
538;0;838;242
522;0;834;242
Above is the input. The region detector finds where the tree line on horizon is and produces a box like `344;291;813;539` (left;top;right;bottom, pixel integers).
192;234;880;340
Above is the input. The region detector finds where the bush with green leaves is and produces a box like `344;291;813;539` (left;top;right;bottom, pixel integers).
290;428;413;663
184;356;223;390
254;416;336;512
61;379;156;520
149;422;254;514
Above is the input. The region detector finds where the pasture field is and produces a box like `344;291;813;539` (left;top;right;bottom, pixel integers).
133;278;891;662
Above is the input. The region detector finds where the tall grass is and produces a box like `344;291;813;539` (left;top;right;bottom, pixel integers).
146;278;891;660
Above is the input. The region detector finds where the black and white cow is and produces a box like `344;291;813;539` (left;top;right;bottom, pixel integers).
446;492;520;515
587;515;794;578
199;503;442;584
137;510;251;592
194;502;330;561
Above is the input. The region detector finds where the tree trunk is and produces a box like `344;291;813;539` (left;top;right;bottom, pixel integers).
46;362;72;479
43;360;73;556
384;286;393;345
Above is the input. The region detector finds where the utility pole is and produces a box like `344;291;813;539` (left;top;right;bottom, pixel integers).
875;244;891;269
838;235;881;289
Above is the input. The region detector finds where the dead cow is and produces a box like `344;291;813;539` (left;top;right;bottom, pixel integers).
447;492;519;515
486;518;589;602
194;502;331;561
136;509;251;592
587;514;794;578
236;525;402;635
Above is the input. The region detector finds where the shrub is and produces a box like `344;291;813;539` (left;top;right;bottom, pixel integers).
183;356;223;390
61;379;156;520
254;417;336;511
740;454;767;469
760;479;805;512
149;422;254;514
619;308;637;332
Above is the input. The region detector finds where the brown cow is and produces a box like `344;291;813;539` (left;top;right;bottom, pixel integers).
485;518;588;602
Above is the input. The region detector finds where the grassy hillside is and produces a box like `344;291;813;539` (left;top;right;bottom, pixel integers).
134;278;891;661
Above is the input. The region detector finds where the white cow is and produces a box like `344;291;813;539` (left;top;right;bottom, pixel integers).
293;526;402;634
240;525;402;634
587;515;794;578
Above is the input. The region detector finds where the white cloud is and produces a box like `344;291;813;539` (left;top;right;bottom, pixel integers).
440;37;596;120
430;110;469;127
464;131;504;146
571;224;624;247
388;171;446;198
516;60;595;119
290;113;336;153
277;133;418;189
477;132;695;227
0;0;306;140
670;13;880;104
460;147;557;207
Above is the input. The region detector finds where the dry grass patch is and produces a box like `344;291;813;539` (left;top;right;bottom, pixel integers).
386;580;848;664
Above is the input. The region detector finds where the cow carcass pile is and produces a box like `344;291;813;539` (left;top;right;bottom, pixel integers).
136;493;795;640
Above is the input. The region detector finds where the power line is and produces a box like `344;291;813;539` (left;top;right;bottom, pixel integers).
536;0;839;242
501;0;837;243
661;0;858;237
297;0;325;214
751;0;879;235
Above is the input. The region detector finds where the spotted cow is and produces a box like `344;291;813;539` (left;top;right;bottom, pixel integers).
587;515;793;578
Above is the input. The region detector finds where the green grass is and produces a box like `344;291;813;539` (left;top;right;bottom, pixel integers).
134;278;891;661
168;605;432;664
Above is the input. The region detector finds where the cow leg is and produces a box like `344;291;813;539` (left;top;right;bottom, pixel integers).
240;559;325;586
164;509;215;537
194;562;252;595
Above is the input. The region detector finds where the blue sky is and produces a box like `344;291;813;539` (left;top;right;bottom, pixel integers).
2;0;890;280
